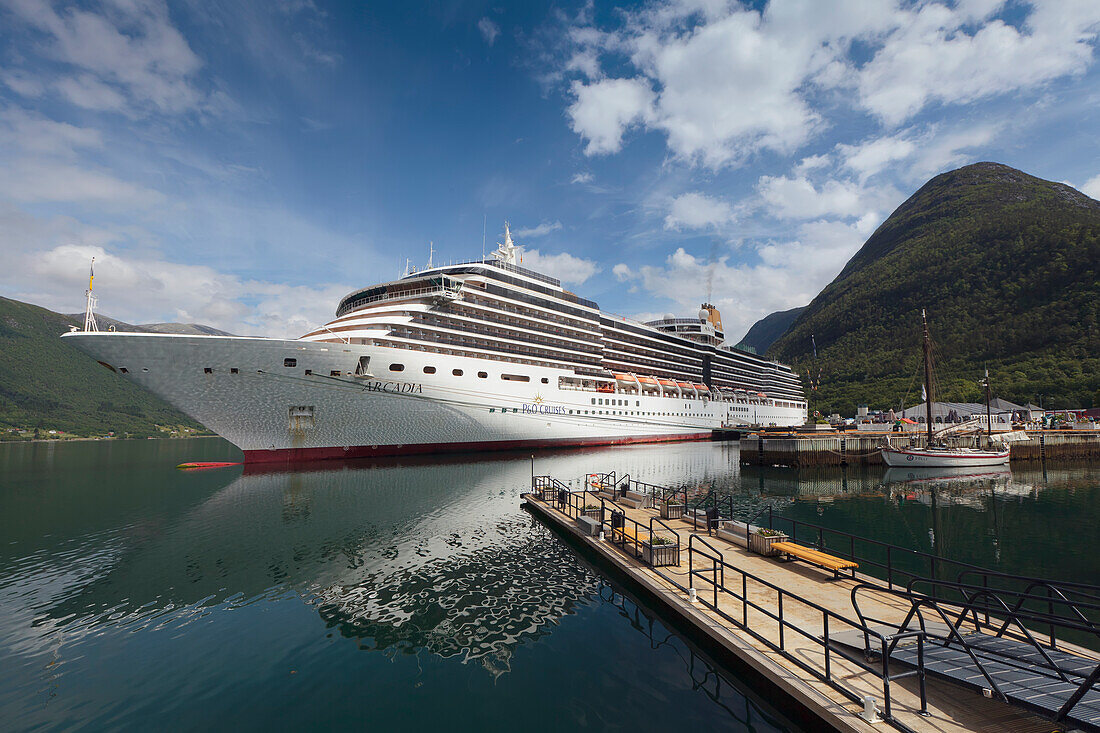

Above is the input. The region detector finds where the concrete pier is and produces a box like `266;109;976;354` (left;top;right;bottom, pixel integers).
740;429;1100;467
524;485;1096;733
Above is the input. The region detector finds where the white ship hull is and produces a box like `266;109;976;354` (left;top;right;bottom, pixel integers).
63;332;805;463
880;445;1010;468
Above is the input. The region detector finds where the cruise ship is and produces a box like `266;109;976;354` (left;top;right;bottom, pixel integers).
62;226;806;462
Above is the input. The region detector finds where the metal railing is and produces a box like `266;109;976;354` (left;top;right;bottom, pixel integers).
852;581;1100;728
532;476;681;569
686;535;928;730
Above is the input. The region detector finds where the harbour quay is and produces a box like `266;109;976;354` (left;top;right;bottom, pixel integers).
523;471;1100;733
739;429;1100;467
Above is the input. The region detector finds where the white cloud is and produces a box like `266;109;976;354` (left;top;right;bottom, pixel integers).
517;248;600;286
0;205;354;338
664;191;734;230
907;124;1000;180
1081;174;1100;200
756;175;865;220
557;1;1100;166
794;154;831;175
837;134;916;180
514;220;563;238
568;77;655;155
3;0;207;115
612;263;633;281
54;74;128;111
626;212;881;340
0;159;162;206
570;171;594;184
857;2;1100;125
478;17;500;46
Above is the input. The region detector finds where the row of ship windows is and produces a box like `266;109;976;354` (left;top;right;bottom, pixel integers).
449;301;600;342
590;397;701;410
373;337;575;371
491;408;706;418
388;362;550;384
414;314;602;355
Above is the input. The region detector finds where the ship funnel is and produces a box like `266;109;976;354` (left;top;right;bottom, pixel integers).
699;303;723;331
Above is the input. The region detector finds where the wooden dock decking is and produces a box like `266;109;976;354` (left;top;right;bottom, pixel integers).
524;489;1095;733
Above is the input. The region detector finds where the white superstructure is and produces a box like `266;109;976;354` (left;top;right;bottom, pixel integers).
62;227;806;463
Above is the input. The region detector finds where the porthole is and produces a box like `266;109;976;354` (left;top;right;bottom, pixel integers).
284;358;296;367
452;369;463;376
230;368;239;374
389;363;405;372
203;367;212;374
478;371;488;378
423;366;436;374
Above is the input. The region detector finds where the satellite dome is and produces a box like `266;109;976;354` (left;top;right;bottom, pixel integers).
698;308;710;321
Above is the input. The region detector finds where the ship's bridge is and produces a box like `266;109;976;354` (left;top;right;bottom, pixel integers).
336;274;463;317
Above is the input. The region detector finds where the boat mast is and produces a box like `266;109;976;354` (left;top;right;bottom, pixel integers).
984;367;992;439
922;309;933;445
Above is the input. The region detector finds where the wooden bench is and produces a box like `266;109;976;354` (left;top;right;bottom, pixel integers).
610;524;646;543
770;541;858;579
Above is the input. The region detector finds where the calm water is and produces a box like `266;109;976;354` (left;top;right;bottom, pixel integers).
1;439;1098;731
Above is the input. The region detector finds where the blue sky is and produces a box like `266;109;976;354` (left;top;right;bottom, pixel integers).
2;0;1099;339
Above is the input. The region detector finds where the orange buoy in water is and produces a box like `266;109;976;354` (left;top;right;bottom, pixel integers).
176;461;243;470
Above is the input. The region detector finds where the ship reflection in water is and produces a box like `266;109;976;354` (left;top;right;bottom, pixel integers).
2;439;1097;730
1;439;795;732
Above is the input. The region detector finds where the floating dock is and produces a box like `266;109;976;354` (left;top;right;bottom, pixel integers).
523;473;1100;733
740;429;1100;467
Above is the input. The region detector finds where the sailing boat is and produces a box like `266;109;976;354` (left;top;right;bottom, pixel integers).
881;310;1010;468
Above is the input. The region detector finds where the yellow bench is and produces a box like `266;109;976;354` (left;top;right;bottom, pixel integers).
770;541;858;579
611;524;646;543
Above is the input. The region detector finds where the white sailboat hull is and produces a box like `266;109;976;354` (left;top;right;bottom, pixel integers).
880;445;1010;468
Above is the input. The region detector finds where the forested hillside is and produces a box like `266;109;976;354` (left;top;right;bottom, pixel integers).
769;163;1100;414
736;306;805;354
0;296;208;438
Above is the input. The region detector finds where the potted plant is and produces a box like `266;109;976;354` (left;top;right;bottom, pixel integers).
660;498;685;519
642;534;679;567
582;503;602;520
748;527;788;556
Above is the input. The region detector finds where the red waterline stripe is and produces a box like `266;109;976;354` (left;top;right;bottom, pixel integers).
242;432;714;464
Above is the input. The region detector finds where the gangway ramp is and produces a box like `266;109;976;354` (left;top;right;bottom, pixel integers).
842;583;1100;731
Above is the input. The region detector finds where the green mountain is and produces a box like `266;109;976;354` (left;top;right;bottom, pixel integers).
736;305;806;354
0;296;209;438
769;162;1100;415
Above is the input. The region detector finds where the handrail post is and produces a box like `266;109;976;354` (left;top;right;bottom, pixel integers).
881;636;892;721
742;574;748;626
917;634;928;716
778;592;785;649
823;614;831;680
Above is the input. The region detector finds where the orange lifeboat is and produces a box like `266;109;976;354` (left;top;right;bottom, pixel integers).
757;392;767;398
677;381;694;391
613;373;634;382
596;382;614;393
693;383;708;392
636;375;659;385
